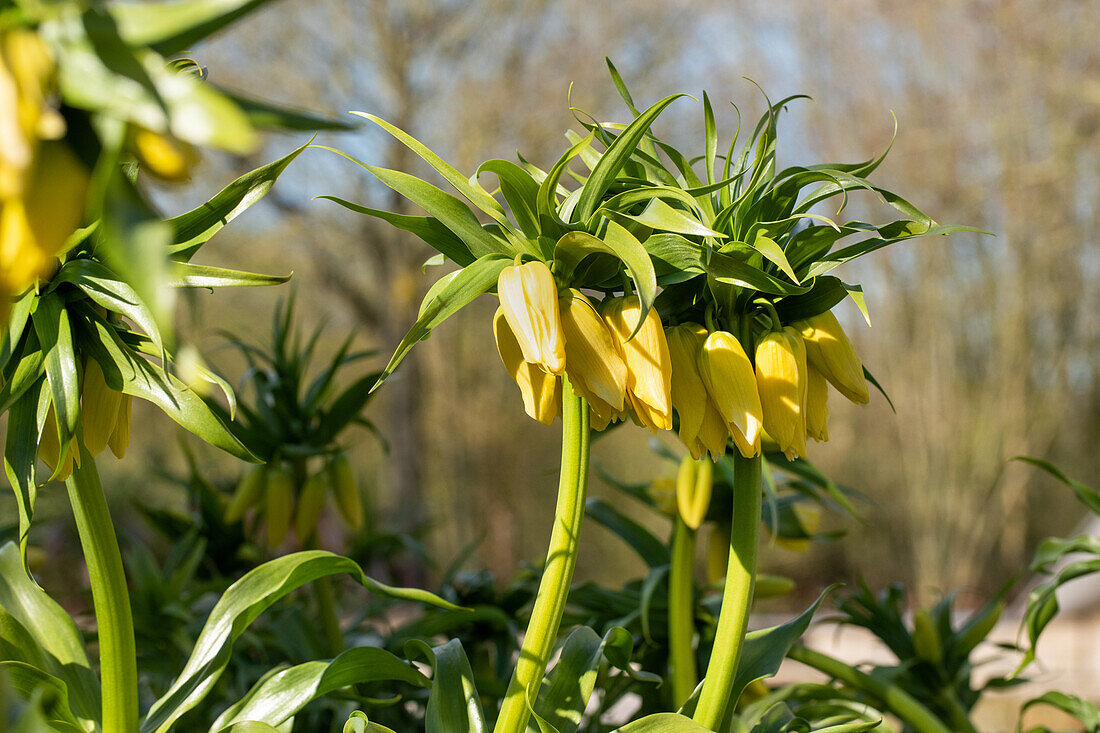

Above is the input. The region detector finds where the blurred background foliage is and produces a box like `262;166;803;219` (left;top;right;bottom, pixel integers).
11;0;1098;614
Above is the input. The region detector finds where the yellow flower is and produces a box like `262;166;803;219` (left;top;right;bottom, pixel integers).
646;476;678;517
329;452;364;529
496;260;566;375
558;289;627;426
493;306;561;425
81;358;123;456
666;323;733;459
0;29;64;199
697;330;763;459
676;455;713;530
755;327;807;460
108;394;132;459
806;364;829;442
795;311;869;404
601;295;672;433
129;127;198;182
37;406;79;481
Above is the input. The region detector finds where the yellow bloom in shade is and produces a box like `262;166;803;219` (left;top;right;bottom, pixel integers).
558;289;627;424
698;330;762;459
129;127;198;182
496;260;566;375
806;364;829;442
108;394;132;460
81;358;123;456
37;406;79;481
601;295;672;433
755;327;808;460
796;310;869;405
493;307;561;425
666;323;731;458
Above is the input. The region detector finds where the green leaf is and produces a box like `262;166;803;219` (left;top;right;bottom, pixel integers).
168;142;308;261
30;296;79;458
773;276;850;323
1014;457;1100;517
0;662;91;733
643;234;809;297
320;147;512;260
317;195;475;267
52;258;165;356
0;543;101;727
218;87;357;131
3;380;43;567
574;94;686;224
72;309;255;461
746;235;799;284
804;224;986;279
167;263;291;288
109;0;278;56
612;713;711;732
405;639;487;733
372;254;510;393
1019;691;1100;732
142;551;461;733
555;223;658;330
210;647;429;730
614;197;723;239
476;159;542;241
0;291;35;376
585;498;669;568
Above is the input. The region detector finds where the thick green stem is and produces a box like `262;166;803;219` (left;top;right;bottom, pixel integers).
668;518;698;709
787;646;953;733
494;376;589;733
66;448;138;733
692;452;761;729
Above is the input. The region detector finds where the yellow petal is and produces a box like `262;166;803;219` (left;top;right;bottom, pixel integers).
796;311;869;404
806;364;829;442
131;127;197;182
494;307;561;425
755;329;807;460
80;358;122;456
497;260;566;375
666;323;710;451
601;295;672;432
108;395;132;459
698;330;762;457
559;289;627;412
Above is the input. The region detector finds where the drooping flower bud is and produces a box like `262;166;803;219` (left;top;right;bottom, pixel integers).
264;464;295;547
558;289;627;425
295;471;328;541
795;311;869;404
805;365;829;442
226;464;265;523
329;452;363;530
646;476;678;517
697;330;762;458
493;307;561;425
81;358;123;456
666;323;730;459
601;295;672;433
676;456;713;531
496;259;566;375
755;327;808;460
108;394;131;459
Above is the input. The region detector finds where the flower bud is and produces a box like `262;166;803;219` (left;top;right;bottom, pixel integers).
493;307;561;425
601;296;672;433
329;452;363;530
496;260;566;375
666;323;729;459
795;311;869;404
558;289;627;420
226;464;265;523
295;471;328;542
676;456;713;531
697;330;763;458
129;127;197;182
264;464;295;547
108;394;132;459
80;358;123;456
806;365;829;442
755;327;807;460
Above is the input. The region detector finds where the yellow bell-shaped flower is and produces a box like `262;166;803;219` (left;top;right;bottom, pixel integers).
81;358;123;456
129;127;198;183
806;364;829;442
795;310;869;404
0;29;64;199
493;306;561;425
601;295;672;433
667;323;733;459
697;330;762;459
108;394;132;460
496;260;566;375
558;289;627;427
755;327;808;460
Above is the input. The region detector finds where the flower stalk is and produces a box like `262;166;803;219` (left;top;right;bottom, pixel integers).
692;452;761;729
668;517;698;709
65;447;138;733
494;375;590;733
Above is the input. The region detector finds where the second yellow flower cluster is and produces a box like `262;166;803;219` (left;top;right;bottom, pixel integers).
493;260;870;461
